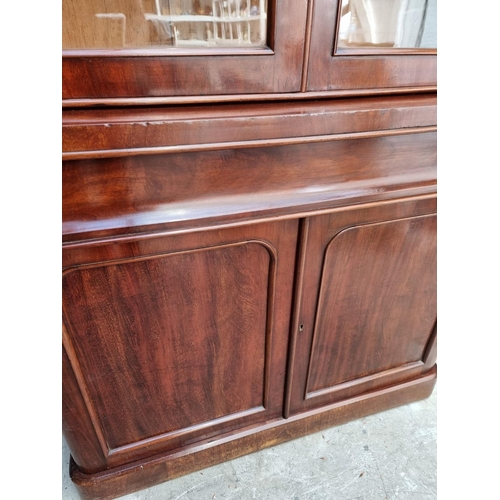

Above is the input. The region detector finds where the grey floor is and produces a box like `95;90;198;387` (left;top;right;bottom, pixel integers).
62;386;436;500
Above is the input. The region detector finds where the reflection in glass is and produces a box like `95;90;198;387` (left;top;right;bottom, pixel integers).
337;0;436;50
62;0;268;50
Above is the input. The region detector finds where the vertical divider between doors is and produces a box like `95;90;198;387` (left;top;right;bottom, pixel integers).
283;218;310;418
300;0;316;92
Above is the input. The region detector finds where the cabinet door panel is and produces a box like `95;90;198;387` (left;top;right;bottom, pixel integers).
307;0;436;92
62;220;298;473
307;215;436;395
286;196;436;415
62;0;308;100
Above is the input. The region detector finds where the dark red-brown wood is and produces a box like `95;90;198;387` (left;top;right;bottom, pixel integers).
62;0;308;100
62;129;436;243
307;216;436;392
285;196;437;416
61;87;438;108
70;369;436;500
63;220;298;473
306;0;436;92
62;95;437;154
62;9;438;492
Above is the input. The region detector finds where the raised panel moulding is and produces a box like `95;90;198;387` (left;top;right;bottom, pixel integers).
62;241;276;457
305;214;437;399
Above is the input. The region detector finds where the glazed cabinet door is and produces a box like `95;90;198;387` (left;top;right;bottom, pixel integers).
62;0;308;100
286;196;437;416
306;0;437;92
62;220;298;473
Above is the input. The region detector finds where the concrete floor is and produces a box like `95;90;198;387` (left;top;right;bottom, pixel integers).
62;386;436;500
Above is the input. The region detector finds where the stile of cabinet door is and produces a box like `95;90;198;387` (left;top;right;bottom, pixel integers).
62;219;298;474
286;196;437;416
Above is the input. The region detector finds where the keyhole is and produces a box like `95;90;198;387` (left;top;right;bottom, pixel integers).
299;324;304;331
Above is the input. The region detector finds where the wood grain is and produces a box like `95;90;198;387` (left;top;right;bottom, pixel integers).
62;131;436;242
62;0;308;99
63;243;270;450
61;9;438;493
69;369;437;500
63;344;107;472
63;220;298;472
62;95;437;153
307;0;436;92
61;87;437;108
307;215;437;393
287;196;437;414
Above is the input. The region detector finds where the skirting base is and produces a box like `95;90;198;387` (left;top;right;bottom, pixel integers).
70;368;437;500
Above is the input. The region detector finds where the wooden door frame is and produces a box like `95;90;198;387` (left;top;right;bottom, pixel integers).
306;0;437;92
62;0;308;101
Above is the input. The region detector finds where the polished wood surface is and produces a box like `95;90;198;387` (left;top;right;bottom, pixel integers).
62;129;436;242
307;215;436;393
63;95;436;153
63;220;298;472
286;196;436;415
62;87;437;108
62;108;437;498
64;245;269;455
62;127;437;161
62;0;308;99
63;344;107;472
61;0;436;102
70;369;436;500
307;0;436;92
62;2;437;493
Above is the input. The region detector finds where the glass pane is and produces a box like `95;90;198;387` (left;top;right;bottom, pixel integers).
63;0;268;50
337;0;436;50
